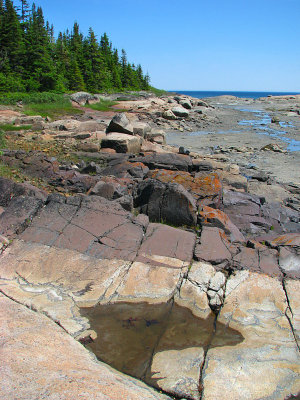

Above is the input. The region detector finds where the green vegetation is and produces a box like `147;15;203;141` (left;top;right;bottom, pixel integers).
85;99;126;112
0;0;151;93
0;92;68;105
23;100;82;118
0;92;82;118
0;129;5;149
148;87;168;96
0;124;31;131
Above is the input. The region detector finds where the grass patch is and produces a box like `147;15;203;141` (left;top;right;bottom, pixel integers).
0;92;67;105
0;161;53;192
0;124;32;131
85;99;123;112
0;130;5;149
0;163;21;180
148;86;168;96
0;92;83;119
23;101;82;119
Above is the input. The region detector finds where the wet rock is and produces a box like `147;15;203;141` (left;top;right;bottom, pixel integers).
101;133;141;153
106;113;134;135
134;179;197;227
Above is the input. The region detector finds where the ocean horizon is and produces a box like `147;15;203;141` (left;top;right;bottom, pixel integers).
171;90;300;99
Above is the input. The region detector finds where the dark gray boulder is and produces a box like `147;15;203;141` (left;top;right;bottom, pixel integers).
134;179;197;227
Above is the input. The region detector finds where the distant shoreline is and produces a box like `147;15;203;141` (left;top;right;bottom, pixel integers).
169;90;300;99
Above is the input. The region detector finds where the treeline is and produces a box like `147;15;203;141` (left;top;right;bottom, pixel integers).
0;0;150;92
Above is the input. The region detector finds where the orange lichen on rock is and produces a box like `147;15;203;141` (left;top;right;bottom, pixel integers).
148;170;222;199
199;206;245;243
270;233;300;247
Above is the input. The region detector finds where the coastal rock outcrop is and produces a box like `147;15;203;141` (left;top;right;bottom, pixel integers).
0;92;299;400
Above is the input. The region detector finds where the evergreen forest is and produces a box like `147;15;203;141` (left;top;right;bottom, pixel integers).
0;0;151;93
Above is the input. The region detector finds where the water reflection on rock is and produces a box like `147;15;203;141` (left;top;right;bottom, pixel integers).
80;302;244;384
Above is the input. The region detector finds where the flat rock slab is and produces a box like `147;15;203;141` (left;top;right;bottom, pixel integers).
132;152;192;171
20;195;144;261
195;226;234;264
0;294;171;400
136;223;196;267
0;196;43;237
201;271;300;400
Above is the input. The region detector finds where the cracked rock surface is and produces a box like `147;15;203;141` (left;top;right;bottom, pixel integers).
0;93;299;400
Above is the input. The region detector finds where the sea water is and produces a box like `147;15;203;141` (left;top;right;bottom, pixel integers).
172;90;300;99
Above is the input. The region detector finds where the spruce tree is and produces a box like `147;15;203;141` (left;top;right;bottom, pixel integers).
0;0;151;92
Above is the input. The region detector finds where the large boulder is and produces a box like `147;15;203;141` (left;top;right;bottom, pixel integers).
132;122;151;137
70;91;99;105
162;110;177;120
179;99;192;109
101;133;141;154
134;179;197;227
172;106;190;117
106;113;134;135
149;170;222;207
145;130;166;144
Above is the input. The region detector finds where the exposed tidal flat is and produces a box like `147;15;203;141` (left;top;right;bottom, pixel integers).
166;93;300;186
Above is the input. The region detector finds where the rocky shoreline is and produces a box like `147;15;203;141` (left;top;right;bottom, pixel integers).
0;91;299;400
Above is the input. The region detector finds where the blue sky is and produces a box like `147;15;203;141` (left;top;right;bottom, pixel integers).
19;0;300;91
